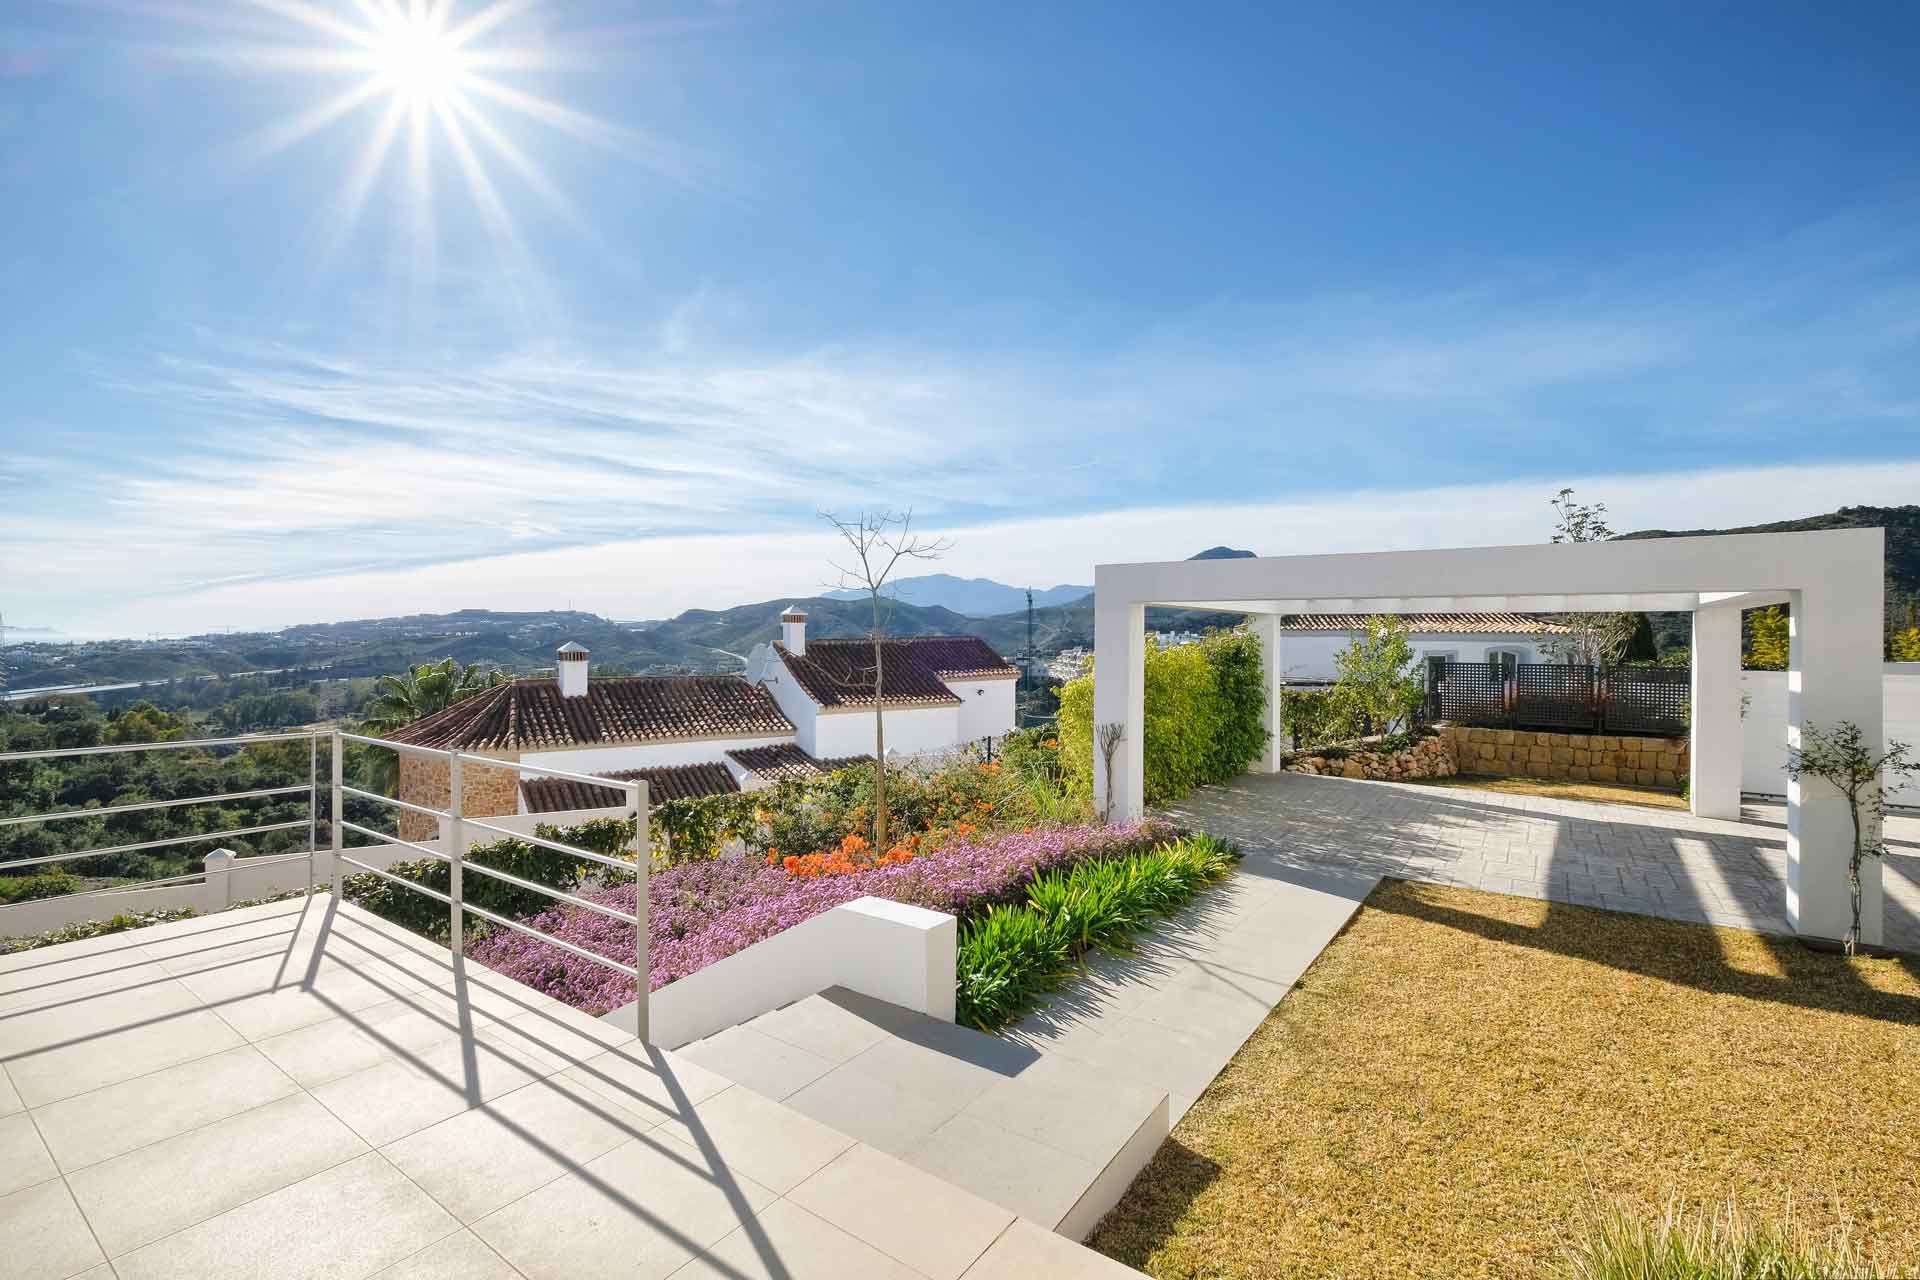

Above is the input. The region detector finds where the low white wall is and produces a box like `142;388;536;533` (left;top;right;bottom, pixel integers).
1741;666;1920;805
1275;632;1547;684
600;895;957;1049
808;704;962;760
0;840;423;938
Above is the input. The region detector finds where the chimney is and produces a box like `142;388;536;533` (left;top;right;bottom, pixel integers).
556;641;590;698
780;607;807;657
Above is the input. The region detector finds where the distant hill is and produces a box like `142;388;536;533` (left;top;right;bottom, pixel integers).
821;573;1091;616
1618;505;1920;642
1189;546;1256;560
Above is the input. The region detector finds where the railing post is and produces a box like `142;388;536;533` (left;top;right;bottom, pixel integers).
307;733;319;897
449;750;465;958
629;779;649;1043
329;729;344;899
203;848;235;912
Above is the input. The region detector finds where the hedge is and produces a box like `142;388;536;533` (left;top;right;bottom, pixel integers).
1056;629;1270;807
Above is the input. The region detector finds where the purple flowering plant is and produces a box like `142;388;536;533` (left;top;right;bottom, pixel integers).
467;817;1178;1015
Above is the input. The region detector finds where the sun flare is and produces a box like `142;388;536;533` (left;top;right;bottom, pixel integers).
367;12;468;107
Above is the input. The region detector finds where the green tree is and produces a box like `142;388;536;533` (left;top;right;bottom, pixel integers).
360;659;509;793
1744;605;1790;671
1621;613;1658;664
1786;722;1916;954
1330;618;1424;736
1545;487;1641;667
103;700;191;744
1888;626;1920;663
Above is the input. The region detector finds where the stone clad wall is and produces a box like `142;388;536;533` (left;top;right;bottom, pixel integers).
395;752;523;841
1439;725;1687;788
1285;735;1457;781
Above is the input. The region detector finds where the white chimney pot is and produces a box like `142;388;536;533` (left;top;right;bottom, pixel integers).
780;608;807;657
556;641;590;697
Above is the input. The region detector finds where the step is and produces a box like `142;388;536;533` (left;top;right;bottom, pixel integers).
678;987;1170;1240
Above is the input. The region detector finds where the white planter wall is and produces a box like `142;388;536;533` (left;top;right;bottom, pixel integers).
599;895;957;1048
1741;665;1920;805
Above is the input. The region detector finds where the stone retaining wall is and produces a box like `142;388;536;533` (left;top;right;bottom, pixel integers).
1439;724;1687;788
1285;734;1457;781
396;752;523;841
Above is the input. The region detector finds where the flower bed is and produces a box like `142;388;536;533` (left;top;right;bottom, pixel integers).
468;817;1179;1016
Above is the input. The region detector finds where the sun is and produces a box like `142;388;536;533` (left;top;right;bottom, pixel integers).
178;0;647;300
367;11;468;108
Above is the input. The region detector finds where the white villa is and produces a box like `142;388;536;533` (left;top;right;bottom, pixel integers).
386;610;1018;833
1264;611;1573;684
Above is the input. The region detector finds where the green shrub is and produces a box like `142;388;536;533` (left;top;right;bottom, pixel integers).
1057;630;1271;808
956;832;1241;1029
1557;1200;1870;1280
0;870;83;905
1;907;200;954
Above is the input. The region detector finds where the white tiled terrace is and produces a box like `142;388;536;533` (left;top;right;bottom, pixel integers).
0;896;1137;1280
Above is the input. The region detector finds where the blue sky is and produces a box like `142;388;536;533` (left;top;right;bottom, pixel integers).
3;1;1919;633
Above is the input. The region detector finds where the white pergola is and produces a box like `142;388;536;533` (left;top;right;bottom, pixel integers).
1093;529;1887;945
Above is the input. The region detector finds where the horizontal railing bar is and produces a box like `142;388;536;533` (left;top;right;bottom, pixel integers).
338;821;448;863
0;786;310;828
458;859;636;924
0;821;310;873
338;732;453;760
457;815;636;874
336;855;455;906
340;786;448;822
0;731;323;763
35;867;213;899
460;901;639;977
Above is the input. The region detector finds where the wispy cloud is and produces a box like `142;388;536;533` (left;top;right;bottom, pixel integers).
6;211;1919;633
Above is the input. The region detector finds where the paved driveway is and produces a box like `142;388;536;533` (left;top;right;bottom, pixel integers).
1162;773;1920;954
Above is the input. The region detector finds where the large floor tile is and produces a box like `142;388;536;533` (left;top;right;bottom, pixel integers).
553;1043;733;1129
310;1035;551;1146
780;1061;967;1157
742;995;890;1065
962;1217;1142;1278
676;1024;834;1101
953;1052;1165;1167
3;1007;246;1107
652;1084;855;1194
381;1076;647;1223
112;1151;459;1280
375;1230;523;1279
670;1198;921;1280
472;1134;777;1280
184;953;430;1042
68;1092;367;1256
0;1110;58;1197
0;1177;107;1280
903;1113;1096;1229
0;1063;20;1117
34;1044;299;1171
788;1145;1013;1280
253;992;473;1088
0;974;205;1058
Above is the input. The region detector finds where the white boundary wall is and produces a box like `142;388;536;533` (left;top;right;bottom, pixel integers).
599;895;957;1049
1743;665;1920;806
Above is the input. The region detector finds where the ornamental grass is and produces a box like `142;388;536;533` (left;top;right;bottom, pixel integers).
468;817;1178;1015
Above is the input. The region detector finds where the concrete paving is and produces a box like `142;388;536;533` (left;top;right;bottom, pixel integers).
0;897;1140;1280
1164;771;1920;953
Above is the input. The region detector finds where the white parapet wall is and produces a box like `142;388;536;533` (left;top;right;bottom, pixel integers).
1742;665;1920;806
601;895;958;1049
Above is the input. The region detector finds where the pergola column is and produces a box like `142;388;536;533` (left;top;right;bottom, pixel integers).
1786;580;1886;944
1253;613;1287;773
1092;595;1145;821
1688;605;1743;819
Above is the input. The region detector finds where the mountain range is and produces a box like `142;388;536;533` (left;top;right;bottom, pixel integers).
821;574;1091;615
6;514;1915;693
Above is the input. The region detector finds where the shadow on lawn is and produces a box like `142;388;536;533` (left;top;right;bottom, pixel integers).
1367;878;1920;1027
1085;1139;1223;1269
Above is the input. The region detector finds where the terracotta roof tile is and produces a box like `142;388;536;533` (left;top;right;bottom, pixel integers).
726;743;871;782
774;639;965;709
518;762;740;814
898;635;1020;680
387;675;793;751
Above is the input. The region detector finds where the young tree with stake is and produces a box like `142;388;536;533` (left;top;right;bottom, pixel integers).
1787;721;1916;955
821;509;953;852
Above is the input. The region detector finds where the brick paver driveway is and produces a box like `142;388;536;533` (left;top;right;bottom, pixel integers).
1163;772;1920;954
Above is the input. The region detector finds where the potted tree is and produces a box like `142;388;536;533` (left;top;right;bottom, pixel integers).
1786;720;1915;955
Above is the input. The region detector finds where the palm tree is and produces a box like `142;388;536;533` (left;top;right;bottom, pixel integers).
360;659;509;794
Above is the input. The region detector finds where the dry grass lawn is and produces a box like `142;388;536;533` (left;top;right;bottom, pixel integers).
1087;880;1920;1279
1406;771;1690;811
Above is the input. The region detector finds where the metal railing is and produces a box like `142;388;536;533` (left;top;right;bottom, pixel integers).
331;730;651;1041
0;729;323;901
0;727;653;1039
